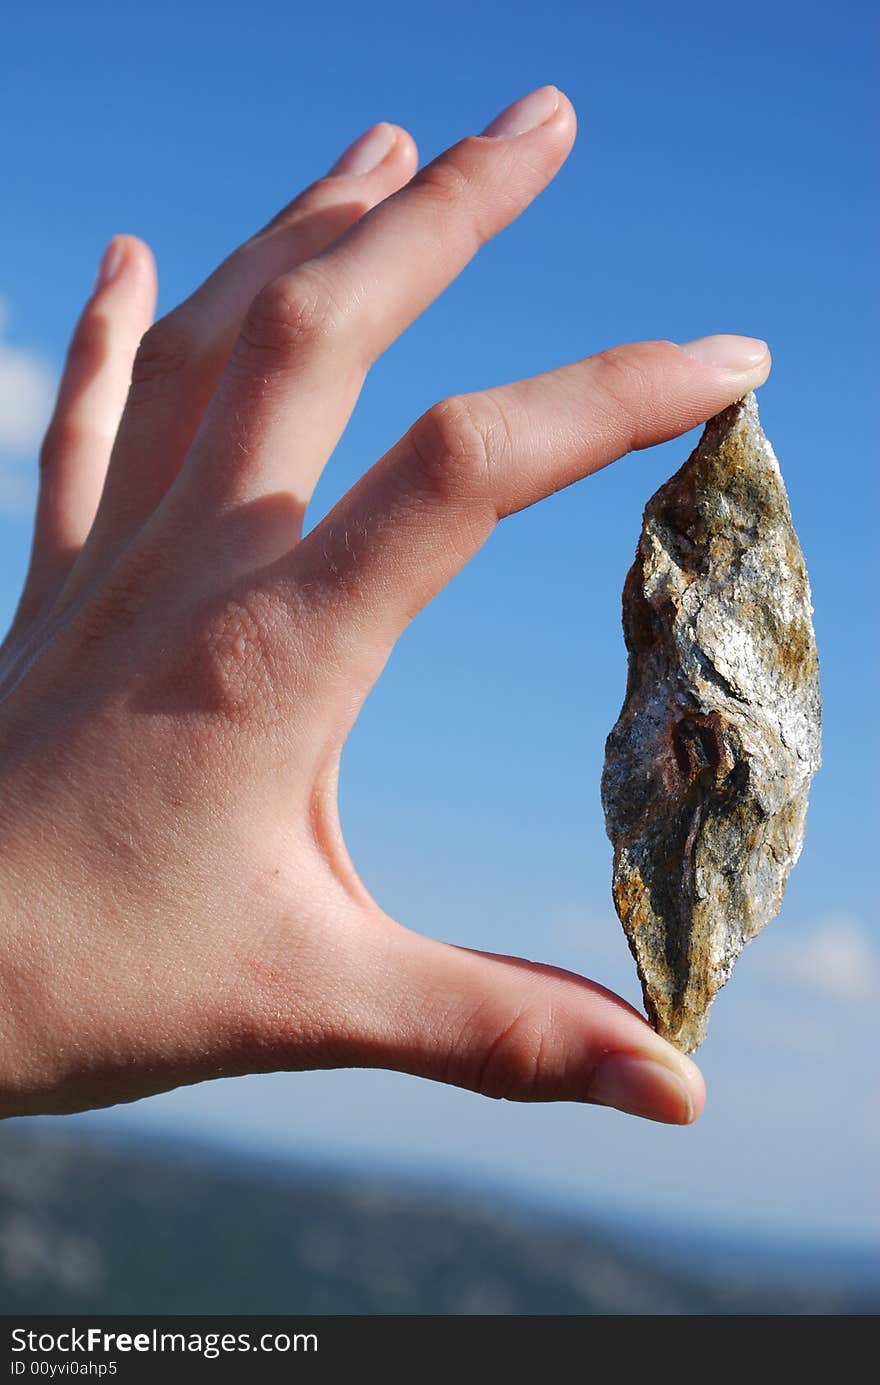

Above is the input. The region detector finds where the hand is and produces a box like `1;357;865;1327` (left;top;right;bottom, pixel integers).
0;86;769;1124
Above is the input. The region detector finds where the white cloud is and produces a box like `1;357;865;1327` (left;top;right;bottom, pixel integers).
0;298;56;457
755;915;880;1006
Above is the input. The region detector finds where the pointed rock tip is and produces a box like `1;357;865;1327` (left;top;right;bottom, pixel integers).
700;390;763;452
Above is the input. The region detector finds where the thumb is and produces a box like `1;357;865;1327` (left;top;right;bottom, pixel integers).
358;921;706;1124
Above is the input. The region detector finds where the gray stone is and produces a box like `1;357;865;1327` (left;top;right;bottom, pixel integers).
601;394;821;1052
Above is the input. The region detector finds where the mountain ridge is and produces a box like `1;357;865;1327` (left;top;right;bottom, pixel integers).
0;1123;875;1315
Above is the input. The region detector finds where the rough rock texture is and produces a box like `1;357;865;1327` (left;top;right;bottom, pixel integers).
601;393;821;1052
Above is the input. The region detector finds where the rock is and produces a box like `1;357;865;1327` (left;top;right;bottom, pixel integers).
601;394;821;1052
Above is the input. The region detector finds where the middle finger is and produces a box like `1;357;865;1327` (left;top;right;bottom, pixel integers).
177;87;576;526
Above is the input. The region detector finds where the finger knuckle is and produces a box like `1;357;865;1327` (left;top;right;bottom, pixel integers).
590;343;664;444
461;1004;556;1102
129;314;194;402
37;422;63;473
39;417;113;473
38;417;68;472
236;268;342;369
413;157;492;246
410;395;499;506
415;156;475;209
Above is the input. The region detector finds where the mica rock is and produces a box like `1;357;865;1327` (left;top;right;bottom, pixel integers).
601;394;821;1052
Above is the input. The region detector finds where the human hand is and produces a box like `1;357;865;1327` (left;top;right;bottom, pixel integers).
0;86;770;1124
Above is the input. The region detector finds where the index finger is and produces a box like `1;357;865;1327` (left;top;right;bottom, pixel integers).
181;86;576;516
290;336;772;688
305;84;575;365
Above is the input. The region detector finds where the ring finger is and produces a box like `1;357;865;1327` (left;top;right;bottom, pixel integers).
67;121;418;596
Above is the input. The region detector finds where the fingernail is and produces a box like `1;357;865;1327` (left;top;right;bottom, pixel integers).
678;334;769;373
586;1053;695;1124
93;237;124;291
328;123;397;177
481;85;560;138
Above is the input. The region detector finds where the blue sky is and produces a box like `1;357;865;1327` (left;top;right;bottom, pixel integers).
1;0;877;1244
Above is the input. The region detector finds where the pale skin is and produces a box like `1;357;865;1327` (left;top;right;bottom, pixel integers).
0;87;770;1125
